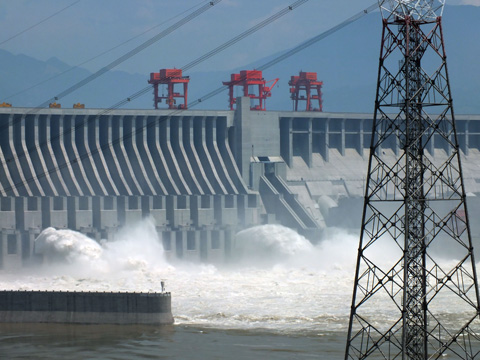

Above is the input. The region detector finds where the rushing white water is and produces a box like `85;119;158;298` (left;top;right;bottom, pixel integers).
0;221;477;334
34;227;103;263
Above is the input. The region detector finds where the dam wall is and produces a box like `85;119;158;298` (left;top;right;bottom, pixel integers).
231;104;480;236
2;98;480;269
0;290;173;325
0;105;263;269
270;112;480;246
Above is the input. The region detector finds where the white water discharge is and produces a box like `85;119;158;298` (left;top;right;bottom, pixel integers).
0;220;475;333
34;227;103;263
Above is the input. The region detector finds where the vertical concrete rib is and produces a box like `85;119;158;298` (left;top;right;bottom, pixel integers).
7;115;29;195
306;118;313;167
133;116;164;195
184;116;214;194
135;116;168;195
98;115;127;195
44;114;71;195
149;117;180;195
82;116;108;195
57;115;83;196
216;117;248;194
359;119;364;157
0;115;19;196
139;116;168;194
19;115;45;196
32;114;58;195
194;116;226;194
340;117;345;157
68;115;95;195
0;144;17;196
282;117;293;167
172;117;203;194
428;125;435;156
116;116;144;195
395;127;401;156
324;118;330;162
161;117;191;194
206;117;238;194
96;115;122;195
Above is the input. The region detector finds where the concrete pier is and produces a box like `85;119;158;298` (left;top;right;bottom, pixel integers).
0;291;173;325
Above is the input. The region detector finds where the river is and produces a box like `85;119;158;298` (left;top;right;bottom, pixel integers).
0;221;477;358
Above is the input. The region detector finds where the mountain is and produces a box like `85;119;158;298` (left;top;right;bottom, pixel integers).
0;49;150;109
0;5;478;114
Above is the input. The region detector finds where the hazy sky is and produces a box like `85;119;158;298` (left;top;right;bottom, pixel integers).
0;0;477;76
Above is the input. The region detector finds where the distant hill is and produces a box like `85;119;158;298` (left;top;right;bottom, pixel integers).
0;5;478;114
0;49;150;109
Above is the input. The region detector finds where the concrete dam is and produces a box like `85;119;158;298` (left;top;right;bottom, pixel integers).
2;96;480;270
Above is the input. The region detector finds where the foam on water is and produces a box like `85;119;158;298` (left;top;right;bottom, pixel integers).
0;221;475;333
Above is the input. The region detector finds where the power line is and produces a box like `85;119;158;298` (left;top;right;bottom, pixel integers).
182;0;308;72
256;3;379;71
0;0;82;46
189;3;379;107
107;2;379;111
1;3;378;195
4;0;207;101
0;0;220;137
101;0;311;111
38;0;222;109
4;0;309;148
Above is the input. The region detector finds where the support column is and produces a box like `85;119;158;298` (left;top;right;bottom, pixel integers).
307;118;312;167
323;118;330;162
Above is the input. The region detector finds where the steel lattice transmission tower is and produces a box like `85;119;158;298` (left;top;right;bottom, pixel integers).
345;1;480;358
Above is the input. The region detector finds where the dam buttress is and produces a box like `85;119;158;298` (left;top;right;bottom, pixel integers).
2;97;480;269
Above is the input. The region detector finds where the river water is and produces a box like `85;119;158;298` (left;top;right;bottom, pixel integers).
0;221;477;358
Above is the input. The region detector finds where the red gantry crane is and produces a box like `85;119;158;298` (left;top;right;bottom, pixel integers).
289;71;323;112
148;69;189;109
223;70;278;111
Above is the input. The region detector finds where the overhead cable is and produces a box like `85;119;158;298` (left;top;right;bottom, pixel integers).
39;0;222;109
189;3;379;107
98;0;311;111
0;0;220;133
0;0;82;46
1;3;378;194
4;0;207;101
182;0;308;71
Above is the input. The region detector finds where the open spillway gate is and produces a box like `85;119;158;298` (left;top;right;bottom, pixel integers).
3;100;480;270
0;103;324;269
0;107;261;268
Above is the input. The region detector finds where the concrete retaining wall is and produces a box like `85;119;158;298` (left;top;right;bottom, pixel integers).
0;291;173;325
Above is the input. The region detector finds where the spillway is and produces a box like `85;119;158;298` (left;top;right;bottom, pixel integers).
1;97;480;270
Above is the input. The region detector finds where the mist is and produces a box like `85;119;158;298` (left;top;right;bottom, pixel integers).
0;221;359;332
1;220;474;333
